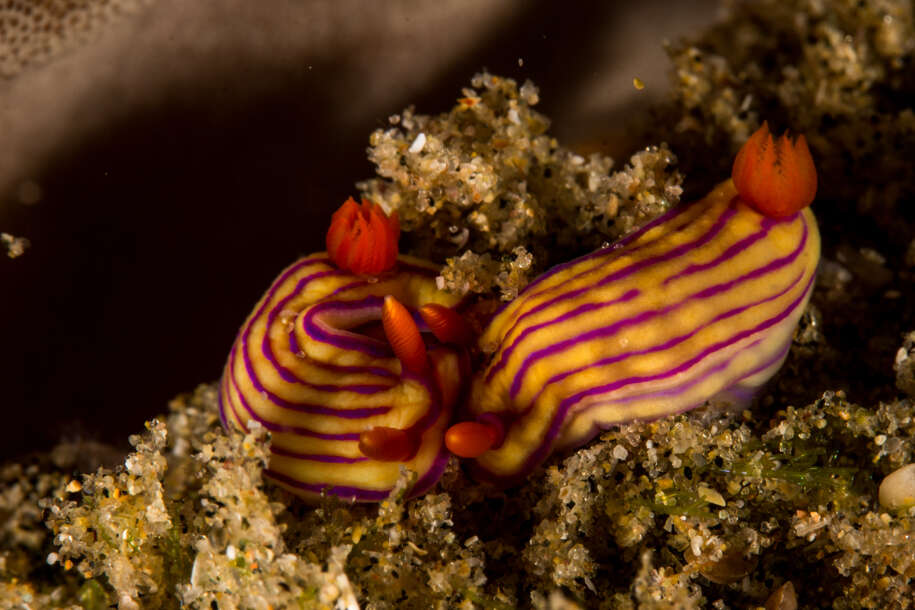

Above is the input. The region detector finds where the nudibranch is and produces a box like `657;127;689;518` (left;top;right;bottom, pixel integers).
447;123;821;485
219;198;470;502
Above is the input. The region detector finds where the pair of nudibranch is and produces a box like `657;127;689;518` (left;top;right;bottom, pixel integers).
219;123;820;502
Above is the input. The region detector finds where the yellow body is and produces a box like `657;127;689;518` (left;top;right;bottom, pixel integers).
468;180;820;483
220;253;463;501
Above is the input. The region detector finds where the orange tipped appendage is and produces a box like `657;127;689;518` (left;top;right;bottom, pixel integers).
445;420;502;458
382;295;428;374
358;426;415;462
326;197;400;274
731;121;817;218
419;303;474;346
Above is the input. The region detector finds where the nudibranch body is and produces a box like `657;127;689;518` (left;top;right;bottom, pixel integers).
220;200;468;502
454;124;821;485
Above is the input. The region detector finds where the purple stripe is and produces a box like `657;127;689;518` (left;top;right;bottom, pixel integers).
320;265;444;300
233;256;329;388
232;344;394;417
232;254;441;395
508;218;809;399
228;341;442;444
328;279;370;297
521;267;802;407
271;444;368;463
302;296;428;355
261;273;381;370
217;374;230;430
264;440;450;502
254;257;410;389
490;277;812;487
661;216;775;285
270;426;360;440
486;288;641;383
410;445;451;498
226;383;361;438
251;265;339;379
242;290;393;408
488;201;698;319
273;279;368;382
524;199;696;291
580;336;764;412
486;203;745;381
228;275;448;453
221;372;248;433
234;329;447;448
555;335;793;459
552;271;816;433
287;328;397;380
264;468;390;501
497;204;740;353
731;335;794;388
528;263;807;409
302;296;392;357
390;368;446;455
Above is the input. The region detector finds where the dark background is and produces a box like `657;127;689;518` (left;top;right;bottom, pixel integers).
0;1;716;460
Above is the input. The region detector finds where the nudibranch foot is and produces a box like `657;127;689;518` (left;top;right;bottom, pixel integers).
453;123;821;486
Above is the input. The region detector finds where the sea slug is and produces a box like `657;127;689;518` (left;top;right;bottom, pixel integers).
219;199;470;502
446;123;821;485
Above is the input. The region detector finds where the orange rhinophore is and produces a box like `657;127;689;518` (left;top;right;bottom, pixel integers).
326;197;400;274
358;426;416;462
419;303;474;346
445;420;503;458
382;295;428;375
731;121;817;218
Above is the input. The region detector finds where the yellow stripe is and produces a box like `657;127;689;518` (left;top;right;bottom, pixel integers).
469;180;820;479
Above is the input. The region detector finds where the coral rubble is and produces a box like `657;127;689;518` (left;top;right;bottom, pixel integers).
358;72;682;301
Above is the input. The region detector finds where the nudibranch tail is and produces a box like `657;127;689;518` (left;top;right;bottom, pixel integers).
460;134;821;484
218;249;469;503
326;197;400;275
732;121;817;218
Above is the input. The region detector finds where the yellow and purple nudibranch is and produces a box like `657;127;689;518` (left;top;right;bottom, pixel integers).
219;198;471;502
446;122;821;485
219;122;820;500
